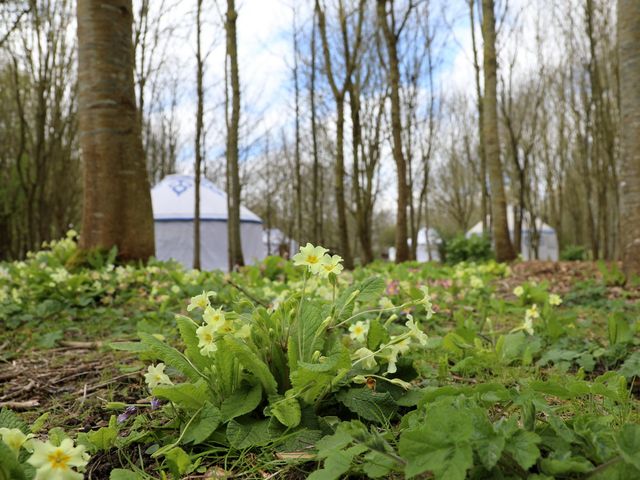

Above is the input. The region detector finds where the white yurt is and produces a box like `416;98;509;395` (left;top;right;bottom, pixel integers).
151;174;266;270
263;228;298;257
387;228;442;262
415;227;442;262
466;206;559;261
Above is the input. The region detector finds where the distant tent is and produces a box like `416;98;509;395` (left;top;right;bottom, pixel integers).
415;228;442;262
151;174;266;270
263;228;298;258
387;228;442;262
466;206;559;261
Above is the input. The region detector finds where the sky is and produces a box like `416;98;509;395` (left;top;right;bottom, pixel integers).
143;0;545;185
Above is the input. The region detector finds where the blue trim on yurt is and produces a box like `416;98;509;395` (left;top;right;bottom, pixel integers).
154;217;263;225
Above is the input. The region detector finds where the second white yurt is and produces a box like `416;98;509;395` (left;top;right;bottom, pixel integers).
151;174;266;270
466;206;559;261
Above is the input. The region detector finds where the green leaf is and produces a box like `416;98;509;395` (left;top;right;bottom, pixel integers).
226;417;272;449
288;301;324;370
86;424;118;451
139;332;202;382
0;409;28;433
470;411;505;470
399;404;474;480
308;445;368;480
362;451;397;478
176;315;211;372
540;454;593;475
0;441;26;480
619;351;640;379
30;412;49;433
220;383;263;422
367;319;390;351
110;469;143;480
164;446;192;476
269;395;302;428
152;382;208;410
221;336;278;395
181;402;221;445
503;430;541;470
109;341;148;353
616;424;640;470
355;277;386;304
337;389;397;424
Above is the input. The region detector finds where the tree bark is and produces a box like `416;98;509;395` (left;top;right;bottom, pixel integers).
619;0;640;277
481;0;516;262
377;0;410;263
193;0;203;269
77;0;155;261
225;0;244;269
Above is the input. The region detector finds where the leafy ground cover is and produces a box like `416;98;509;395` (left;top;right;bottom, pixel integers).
1;236;639;479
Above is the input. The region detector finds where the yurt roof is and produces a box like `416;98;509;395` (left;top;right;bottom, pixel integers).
467;206;554;236
151;174;262;223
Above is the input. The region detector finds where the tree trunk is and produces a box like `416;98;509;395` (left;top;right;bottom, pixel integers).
335;98;353;268
77;0;155;261
193;0;203;269
377;0;409;263
225;0;244;269
310;15;321;244
619;0;640;277
481;0;516;262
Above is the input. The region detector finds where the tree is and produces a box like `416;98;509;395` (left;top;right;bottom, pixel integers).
76;0;154;260
315;0;366;270
225;0;244;269
481;0;515;261
377;0;412;263
619;0;640;277
193;0;204;269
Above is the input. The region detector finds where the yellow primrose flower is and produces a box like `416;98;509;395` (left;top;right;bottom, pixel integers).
203;306;225;326
419;286;435;319
525;304;540;321
313;254;344;277
27;438;88;480
0;427;32;457
379;297;395;310
353;347;377;370
235;324;252;339
292;243;328;270
196;323;219;356
187;291;216;312
348;321;369;343
549;294;562;306
522;317;534;335
513;286;524;297
405;318;428;346
470;275;484;289
144;363;173;390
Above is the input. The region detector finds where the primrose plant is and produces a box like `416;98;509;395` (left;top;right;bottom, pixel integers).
128;243;432;466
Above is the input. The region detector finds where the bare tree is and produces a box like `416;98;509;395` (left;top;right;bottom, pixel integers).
481;0;515;261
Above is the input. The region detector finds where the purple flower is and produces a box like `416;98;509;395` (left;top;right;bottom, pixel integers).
150;397;162;410
117;406;137;423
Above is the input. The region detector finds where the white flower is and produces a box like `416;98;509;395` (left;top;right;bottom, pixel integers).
419;286;435;319
525;304;540;321
0;427;32;457
405;318;428;346
313;254;344;277
381;338;411;374
513;286;524;297
196;323;219;357
292;243;328;271
203;306;225;327
348;321;369;343
27;438;88;480
379;297;395;310
549;294;562;306
187;291;216;311
353;347;377;370
144;363;173;390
